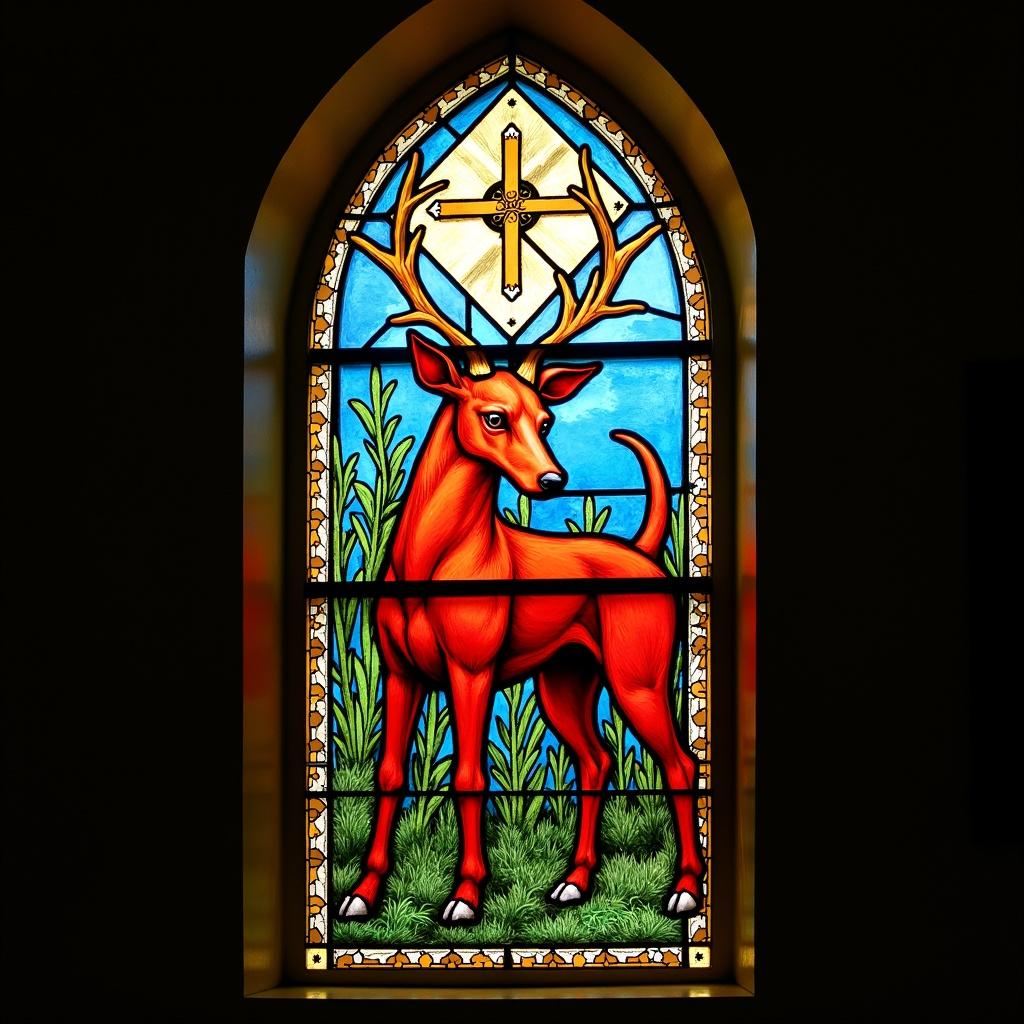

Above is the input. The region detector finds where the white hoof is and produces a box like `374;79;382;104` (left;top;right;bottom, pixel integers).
452;900;475;921
339;895;369;918
666;891;697;915
442;899;476;923
558;883;582;903
550;883;565;901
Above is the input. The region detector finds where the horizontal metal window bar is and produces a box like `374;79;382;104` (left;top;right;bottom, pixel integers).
305;577;711;598
308;339;712;365
333;201;683;226
314;788;713;798
552;485;688;497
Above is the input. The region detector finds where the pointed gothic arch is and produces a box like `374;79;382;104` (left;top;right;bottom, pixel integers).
244;0;754;997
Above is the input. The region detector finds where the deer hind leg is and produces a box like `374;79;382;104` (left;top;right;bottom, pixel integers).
441;662;494;925
339;669;424;919
599;593;705;916
535;655;611;904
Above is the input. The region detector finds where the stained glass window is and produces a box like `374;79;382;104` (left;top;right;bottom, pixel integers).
304;53;714;974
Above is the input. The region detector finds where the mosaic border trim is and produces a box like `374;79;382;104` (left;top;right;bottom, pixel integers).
688;357;712;576
306;598;329;765
307;797;328;944
691;794;711;942
512;946;706;968
307;765;326;793
327;945;712;969
689;593;711;766
307;364;331;581
334;948;504;969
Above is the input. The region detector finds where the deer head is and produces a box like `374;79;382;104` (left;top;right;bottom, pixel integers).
408;330;599;496
349;145;662;497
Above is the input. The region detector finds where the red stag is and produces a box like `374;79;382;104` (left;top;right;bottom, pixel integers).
337;148;705;924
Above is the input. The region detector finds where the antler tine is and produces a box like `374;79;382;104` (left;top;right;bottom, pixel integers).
349;150;491;377
516;145;662;383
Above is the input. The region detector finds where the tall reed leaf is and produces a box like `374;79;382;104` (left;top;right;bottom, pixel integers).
502;492;532;527
661;499;687;725
330;435;368;766
410;691;452;830
546;744;573;826
633;746;664;818
564;494;611;535
489;682;546;832
332;368;416;768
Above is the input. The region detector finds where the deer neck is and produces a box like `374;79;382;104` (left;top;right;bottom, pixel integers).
390;404;501;580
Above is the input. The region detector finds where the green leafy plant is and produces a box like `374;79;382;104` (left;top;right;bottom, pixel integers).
546;743;574;826
348;368;414;582
489;682;546;832
501;492;532;528
409;691;452;830
661;499;687;724
564;494;611;534
330;437;368;766
633;746;664;818
601;708;636;792
331;367;415;768
330;436;360;582
661;501;685;579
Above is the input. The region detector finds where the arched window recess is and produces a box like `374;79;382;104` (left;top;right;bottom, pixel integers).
245;6;754;997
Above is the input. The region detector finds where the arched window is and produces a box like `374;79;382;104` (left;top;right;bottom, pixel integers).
245;8;754;996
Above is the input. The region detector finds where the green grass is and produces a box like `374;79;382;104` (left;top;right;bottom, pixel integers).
330;791;683;946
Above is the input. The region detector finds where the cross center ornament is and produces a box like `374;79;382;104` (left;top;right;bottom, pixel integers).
428;124;586;301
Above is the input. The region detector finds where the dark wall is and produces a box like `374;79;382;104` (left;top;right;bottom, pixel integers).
6;2;1020;1019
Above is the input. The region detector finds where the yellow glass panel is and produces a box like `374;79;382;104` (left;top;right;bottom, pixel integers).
411;87;627;336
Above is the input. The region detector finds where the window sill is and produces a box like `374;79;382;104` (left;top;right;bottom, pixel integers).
249;982;753;1000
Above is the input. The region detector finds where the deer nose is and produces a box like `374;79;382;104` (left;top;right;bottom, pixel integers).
538;471;566;493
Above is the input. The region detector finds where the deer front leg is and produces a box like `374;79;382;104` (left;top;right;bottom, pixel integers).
441;661;494;925
339;669;424;918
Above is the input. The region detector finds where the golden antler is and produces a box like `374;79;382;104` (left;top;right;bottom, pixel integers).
349;151;492;377
516;145;662;383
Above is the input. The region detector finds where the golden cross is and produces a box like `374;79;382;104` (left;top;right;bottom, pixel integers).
427;124;586;302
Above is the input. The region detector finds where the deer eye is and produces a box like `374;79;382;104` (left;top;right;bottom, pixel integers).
539;418;552;436
482;411;507;430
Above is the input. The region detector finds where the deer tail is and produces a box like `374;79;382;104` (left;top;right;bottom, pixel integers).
609;430;670;558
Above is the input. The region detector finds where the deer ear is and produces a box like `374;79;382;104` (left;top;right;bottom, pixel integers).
536;362;602;404
408;331;468;399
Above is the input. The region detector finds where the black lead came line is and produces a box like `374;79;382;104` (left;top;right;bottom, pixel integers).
552;485;688;497
308;340;713;365
334;199;684;224
316;788;714;798
305;577;711;598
